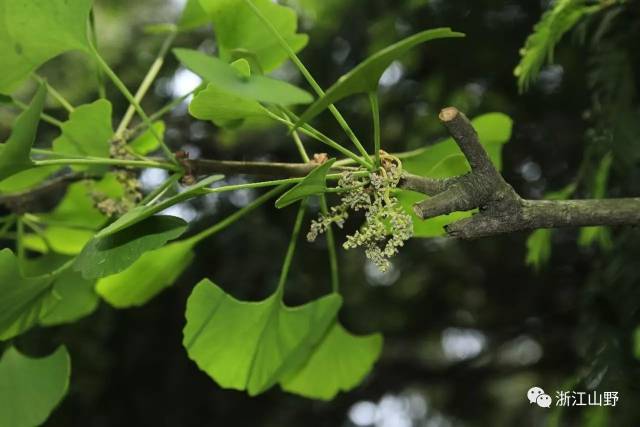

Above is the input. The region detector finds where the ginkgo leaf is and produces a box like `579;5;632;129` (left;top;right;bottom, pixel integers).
75;215;188;279
0;84;46;180
0;0;93;93
52;100;114;169
0;249;59;340
280;322;383;400
0;346;70;427
178;0;209;30
0;166;59;194
183;279;342;395
22;227;94;256
129;121;164;155
189;83;268;128
95;175;223;239
96;240;195;308
173;48;313;105
397;113;512;237
275;159;336;208
295;28;464;127
45;173;125;230
23;254;99;326
199;0;308;72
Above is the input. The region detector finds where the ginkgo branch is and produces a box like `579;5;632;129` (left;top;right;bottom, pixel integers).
406;107;640;239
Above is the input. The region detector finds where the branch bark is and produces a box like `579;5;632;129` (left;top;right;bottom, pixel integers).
407;107;640;239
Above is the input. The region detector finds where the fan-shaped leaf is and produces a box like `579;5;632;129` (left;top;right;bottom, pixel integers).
199;0;308;72
189;83;268;128
281;323;382;400
0;346;70;427
275;159;336;209
75;215;188;279
0;0;93;93
0;84;46;180
24;254;99;326
173;48;313;105
96;240;195;308
295;28;464;127
0;249;59;340
129;121;164;155
52;100;113;169
183;279;342;395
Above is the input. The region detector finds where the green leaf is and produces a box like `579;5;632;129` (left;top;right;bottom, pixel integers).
178;0;209;30
0;166;59;194
525;229;553;271
514;0;601;92
95;240;195;308
0;249;58;340
75;215;188;279
129;121;164;155
281;323;382;400
295;28;464;127
52;100;114;169
189;83;268;128
633;326;640;360
397;113;512;237
275;159;336;209
23;254;99;326
0;0;93;93
22;227;94;256
173;48;313;105
183;279;342;395
199;0;308;72
41;269;98;326
95;174;223;239
0;84;46;180
44;174;124;230
0;346;70;427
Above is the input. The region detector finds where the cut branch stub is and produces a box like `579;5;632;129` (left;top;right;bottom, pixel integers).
408;107;640;239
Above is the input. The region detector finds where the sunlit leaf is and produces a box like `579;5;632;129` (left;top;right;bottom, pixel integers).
178;0;209;30
199;0;308;72
183;279;342;395
0;346;70;427
95;174;223;238
397;113;512;237
52;100;113;170
44;174;124;230
189;83;268;128
0;249;58;340
0;166;59;194
129;121;164;155
75;215;188;279
96;240;195;308
173;48;313;105
0;0;93;93
0;84;46;180
296;28;464;127
275;159;336;208
281;322;382;400
22;227;95;256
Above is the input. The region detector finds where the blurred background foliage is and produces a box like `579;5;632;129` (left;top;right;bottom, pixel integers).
1;0;640;426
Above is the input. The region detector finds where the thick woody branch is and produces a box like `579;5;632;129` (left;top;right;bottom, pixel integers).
409;107;640;239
